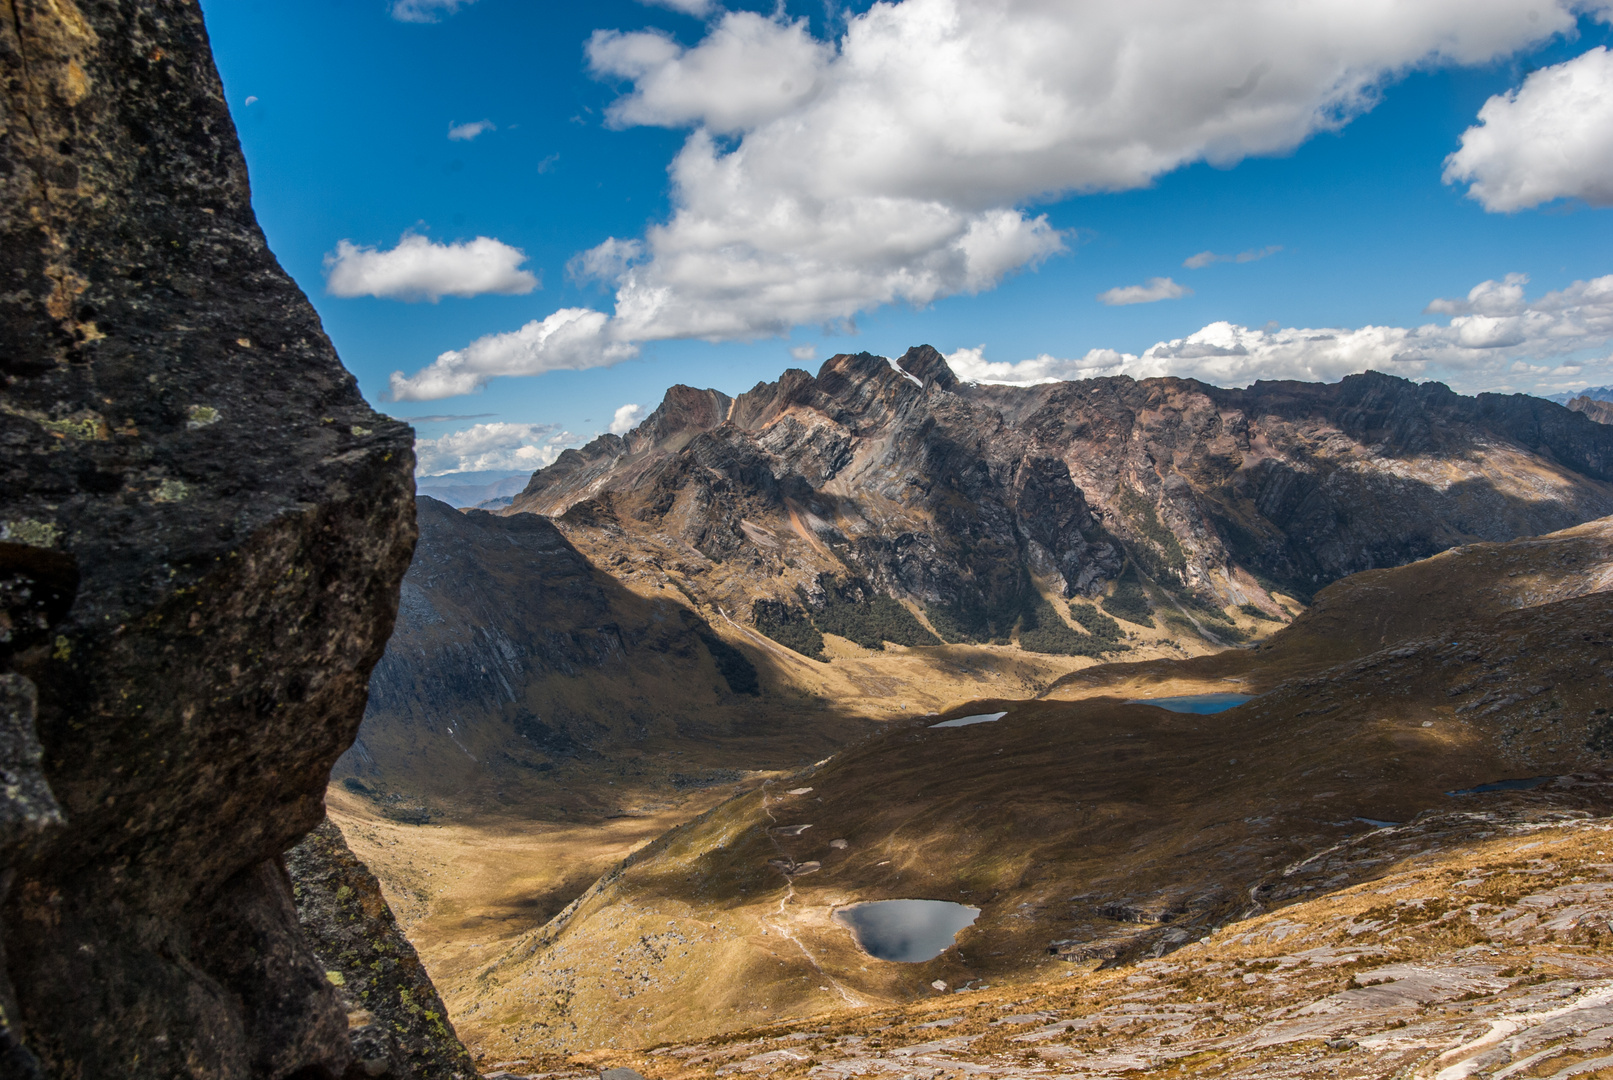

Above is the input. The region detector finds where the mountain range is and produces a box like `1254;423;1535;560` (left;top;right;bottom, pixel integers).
508;348;1613;649
324;349;1613;1072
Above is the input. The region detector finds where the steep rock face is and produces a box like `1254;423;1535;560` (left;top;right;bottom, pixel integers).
1571;394;1613;425
286;820;478;1080
1;3;417;1077
337;497;811;813
508;349;1613;652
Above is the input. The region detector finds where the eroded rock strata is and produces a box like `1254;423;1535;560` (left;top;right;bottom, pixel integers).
0;2;428;1076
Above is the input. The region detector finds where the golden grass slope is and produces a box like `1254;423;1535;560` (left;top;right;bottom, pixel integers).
453;517;1613;1062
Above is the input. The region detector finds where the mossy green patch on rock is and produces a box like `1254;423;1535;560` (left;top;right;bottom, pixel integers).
0;521;59;550
287;820;477;1080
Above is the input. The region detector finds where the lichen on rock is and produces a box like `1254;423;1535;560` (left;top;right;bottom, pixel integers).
287;819;479;1080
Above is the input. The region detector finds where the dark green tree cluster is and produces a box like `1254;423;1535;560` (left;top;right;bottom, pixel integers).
1068;601;1124;644
752;599;827;660
813;590;940;649
1101;566;1155;626
1239;602;1282;622
1019;595;1129;657
752;579;941;659
925;566;1038;645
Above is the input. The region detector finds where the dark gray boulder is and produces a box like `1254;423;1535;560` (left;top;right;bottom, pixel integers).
1;2;425;1076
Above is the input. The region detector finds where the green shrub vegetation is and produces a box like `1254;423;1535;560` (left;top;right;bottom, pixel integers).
1101;566;1154;627
1239;602;1282;623
1020;595;1129;658
1161;609;1252;644
1068;601;1124;644
752;600;826;661
754;580;941;659
1162;611;1198;636
923;602;979;645
925;568;1036;645
814;591;940;649
1181;593;1235;625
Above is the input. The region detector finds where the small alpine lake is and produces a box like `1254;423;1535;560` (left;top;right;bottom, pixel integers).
834;899;980;962
1125;693;1254;714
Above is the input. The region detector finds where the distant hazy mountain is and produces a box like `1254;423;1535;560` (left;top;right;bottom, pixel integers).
414;470;530;508
1570;394;1613;425
1544;384;1613;404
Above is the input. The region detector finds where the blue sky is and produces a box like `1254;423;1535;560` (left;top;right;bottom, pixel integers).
201;0;1613;477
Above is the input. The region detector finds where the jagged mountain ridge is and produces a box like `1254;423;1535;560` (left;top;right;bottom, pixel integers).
507;347;1613;653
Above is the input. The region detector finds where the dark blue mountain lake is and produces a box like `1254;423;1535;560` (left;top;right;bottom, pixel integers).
930;711;1008;728
1125;693;1253;714
1447;776;1556;796
835;900;981;962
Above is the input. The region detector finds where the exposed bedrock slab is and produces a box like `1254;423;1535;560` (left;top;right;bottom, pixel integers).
1;1;420;1076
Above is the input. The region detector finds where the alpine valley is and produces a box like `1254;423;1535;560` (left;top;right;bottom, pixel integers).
331;348;1613;1077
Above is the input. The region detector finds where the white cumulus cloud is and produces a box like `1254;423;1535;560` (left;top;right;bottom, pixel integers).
1098;277;1191;306
609;403;646;434
390;308;640;400
447;119;496;141
389;0;475;24
1445;46;1613;212
393;0;1601;398
947;271;1613;396
325;234;538;303
589;14;832;134
790;344;817;362
414;422;578;476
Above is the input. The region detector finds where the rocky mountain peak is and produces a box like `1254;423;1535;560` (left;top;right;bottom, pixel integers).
894;343;961;390
504;351;1613;663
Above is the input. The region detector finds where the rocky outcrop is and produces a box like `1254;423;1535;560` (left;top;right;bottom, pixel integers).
1571;394;1613;425
287;820;479;1080
1;3;420;1077
508;350;1613;652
